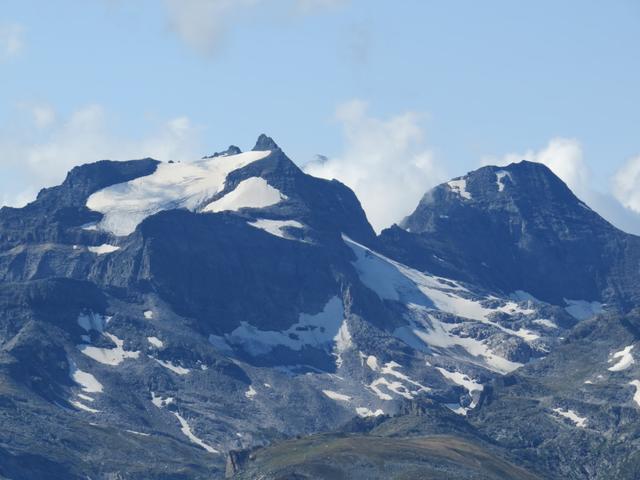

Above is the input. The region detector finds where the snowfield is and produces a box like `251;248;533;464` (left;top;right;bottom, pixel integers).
86;150;271;235
552;408;587;428
608;345;635;372
79;333;140;366
202;177;286;213
248;218;305;241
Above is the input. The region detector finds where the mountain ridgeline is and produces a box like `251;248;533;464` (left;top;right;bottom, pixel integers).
1;135;640;479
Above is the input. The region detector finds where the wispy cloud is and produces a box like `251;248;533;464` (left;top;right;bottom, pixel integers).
0;23;24;60
163;0;348;56
0;105;203;208
305;99;446;232
612;155;640;214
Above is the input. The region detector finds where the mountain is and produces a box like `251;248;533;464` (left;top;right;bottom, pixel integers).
379;161;640;309
1;137;639;479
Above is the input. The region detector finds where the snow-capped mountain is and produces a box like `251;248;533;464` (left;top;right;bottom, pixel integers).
1;136;639;479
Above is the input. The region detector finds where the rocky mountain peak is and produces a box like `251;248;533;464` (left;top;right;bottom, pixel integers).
252;134;280;151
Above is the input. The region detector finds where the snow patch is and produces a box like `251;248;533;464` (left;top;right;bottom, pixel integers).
436;367;483;395
153;358;190;375
71;400;100;413
495;170;512;192
445;403;468;416
356;407;384;418
245;386;257;399
553;408;587;428
150;392;174;408
147;336;164;348
226;296;344;355
70;362;103;393
87;244;120;255
447;178;472;199
533;319;558;329
366;355;379;372
247;219;305;241
608;345;634;372
173;412;219;454
322;390;351;402
79;333;140;366
202;177;286;213
86;150;271;236
629;380;640;407
333;320;352;367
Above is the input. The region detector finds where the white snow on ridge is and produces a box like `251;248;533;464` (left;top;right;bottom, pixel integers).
225;296;344;356
202;177;286;213
173;412;219;454
608;345;634;372
247;219;305;241
447;178;472;200
552;408;587;428
88;244;120;255
564;299;604;320
79;333;140;366
86;150;271;236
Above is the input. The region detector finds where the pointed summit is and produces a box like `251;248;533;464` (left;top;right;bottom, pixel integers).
253;134;280;151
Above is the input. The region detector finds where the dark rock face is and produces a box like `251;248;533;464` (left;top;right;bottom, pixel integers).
0;158;159;250
380;161;640;308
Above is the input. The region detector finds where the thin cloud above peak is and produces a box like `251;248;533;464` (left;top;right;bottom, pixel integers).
0;23;25;60
163;0;349;56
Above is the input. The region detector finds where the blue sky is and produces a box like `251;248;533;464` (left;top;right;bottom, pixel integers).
2;0;640;232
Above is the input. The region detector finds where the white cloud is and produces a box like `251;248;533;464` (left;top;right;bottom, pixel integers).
0;23;24;59
481;138;589;197
0;105;202;208
612;155;640;213
295;0;347;13
31;105;57;129
164;0;258;56
163;0;347;55
304;99;446;232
